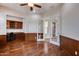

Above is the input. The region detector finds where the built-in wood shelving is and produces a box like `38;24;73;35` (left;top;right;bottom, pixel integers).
6;20;23;29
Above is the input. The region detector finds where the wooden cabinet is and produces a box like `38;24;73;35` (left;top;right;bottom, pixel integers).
15;21;22;29
10;21;15;29
6;20;23;29
17;22;22;29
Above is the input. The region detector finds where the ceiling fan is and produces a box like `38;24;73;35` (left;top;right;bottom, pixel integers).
20;3;42;11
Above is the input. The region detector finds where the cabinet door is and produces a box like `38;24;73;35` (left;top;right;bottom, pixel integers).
17;22;23;29
10;21;15;29
15;21;18;29
7;20;23;29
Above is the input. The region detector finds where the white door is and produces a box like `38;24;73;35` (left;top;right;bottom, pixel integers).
43;20;51;42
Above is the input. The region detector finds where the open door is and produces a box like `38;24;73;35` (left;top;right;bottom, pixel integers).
43;20;51;42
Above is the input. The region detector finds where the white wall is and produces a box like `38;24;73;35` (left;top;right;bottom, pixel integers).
61;3;79;41
24;15;43;33
24;19;43;33
0;6;25;34
0;13;6;35
0;6;25;17
6;15;24;33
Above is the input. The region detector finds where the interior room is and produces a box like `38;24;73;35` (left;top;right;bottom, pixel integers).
0;3;79;56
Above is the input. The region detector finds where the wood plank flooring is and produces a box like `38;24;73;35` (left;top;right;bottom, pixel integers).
0;39;70;56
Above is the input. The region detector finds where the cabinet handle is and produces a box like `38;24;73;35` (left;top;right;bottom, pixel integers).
75;51;77;56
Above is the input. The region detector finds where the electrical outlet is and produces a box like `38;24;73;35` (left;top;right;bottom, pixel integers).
35;37;37;39
75;51;77;56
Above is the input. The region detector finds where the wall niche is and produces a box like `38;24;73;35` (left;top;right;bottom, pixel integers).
6;20;23;29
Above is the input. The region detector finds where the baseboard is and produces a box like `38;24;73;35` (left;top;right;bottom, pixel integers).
50;41;60;46
37;39;44;41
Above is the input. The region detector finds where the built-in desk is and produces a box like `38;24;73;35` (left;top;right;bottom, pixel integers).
6;32;25;42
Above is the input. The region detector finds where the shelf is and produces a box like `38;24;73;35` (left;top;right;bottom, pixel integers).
37;33;43;39
6;20;23;29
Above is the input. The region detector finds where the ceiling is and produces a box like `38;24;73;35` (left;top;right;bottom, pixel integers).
0;3;62;17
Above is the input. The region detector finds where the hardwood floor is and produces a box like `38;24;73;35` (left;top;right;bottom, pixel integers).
0;39;70;56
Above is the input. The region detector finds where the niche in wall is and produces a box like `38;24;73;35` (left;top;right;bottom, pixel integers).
6;20;23;29
6;15;23;29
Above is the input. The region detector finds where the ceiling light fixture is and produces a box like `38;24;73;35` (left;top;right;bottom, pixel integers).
28;3;33;7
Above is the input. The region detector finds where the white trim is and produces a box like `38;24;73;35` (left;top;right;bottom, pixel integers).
37;39;44;41
50;41;60;46
61;34;79;41
37;38;60;46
